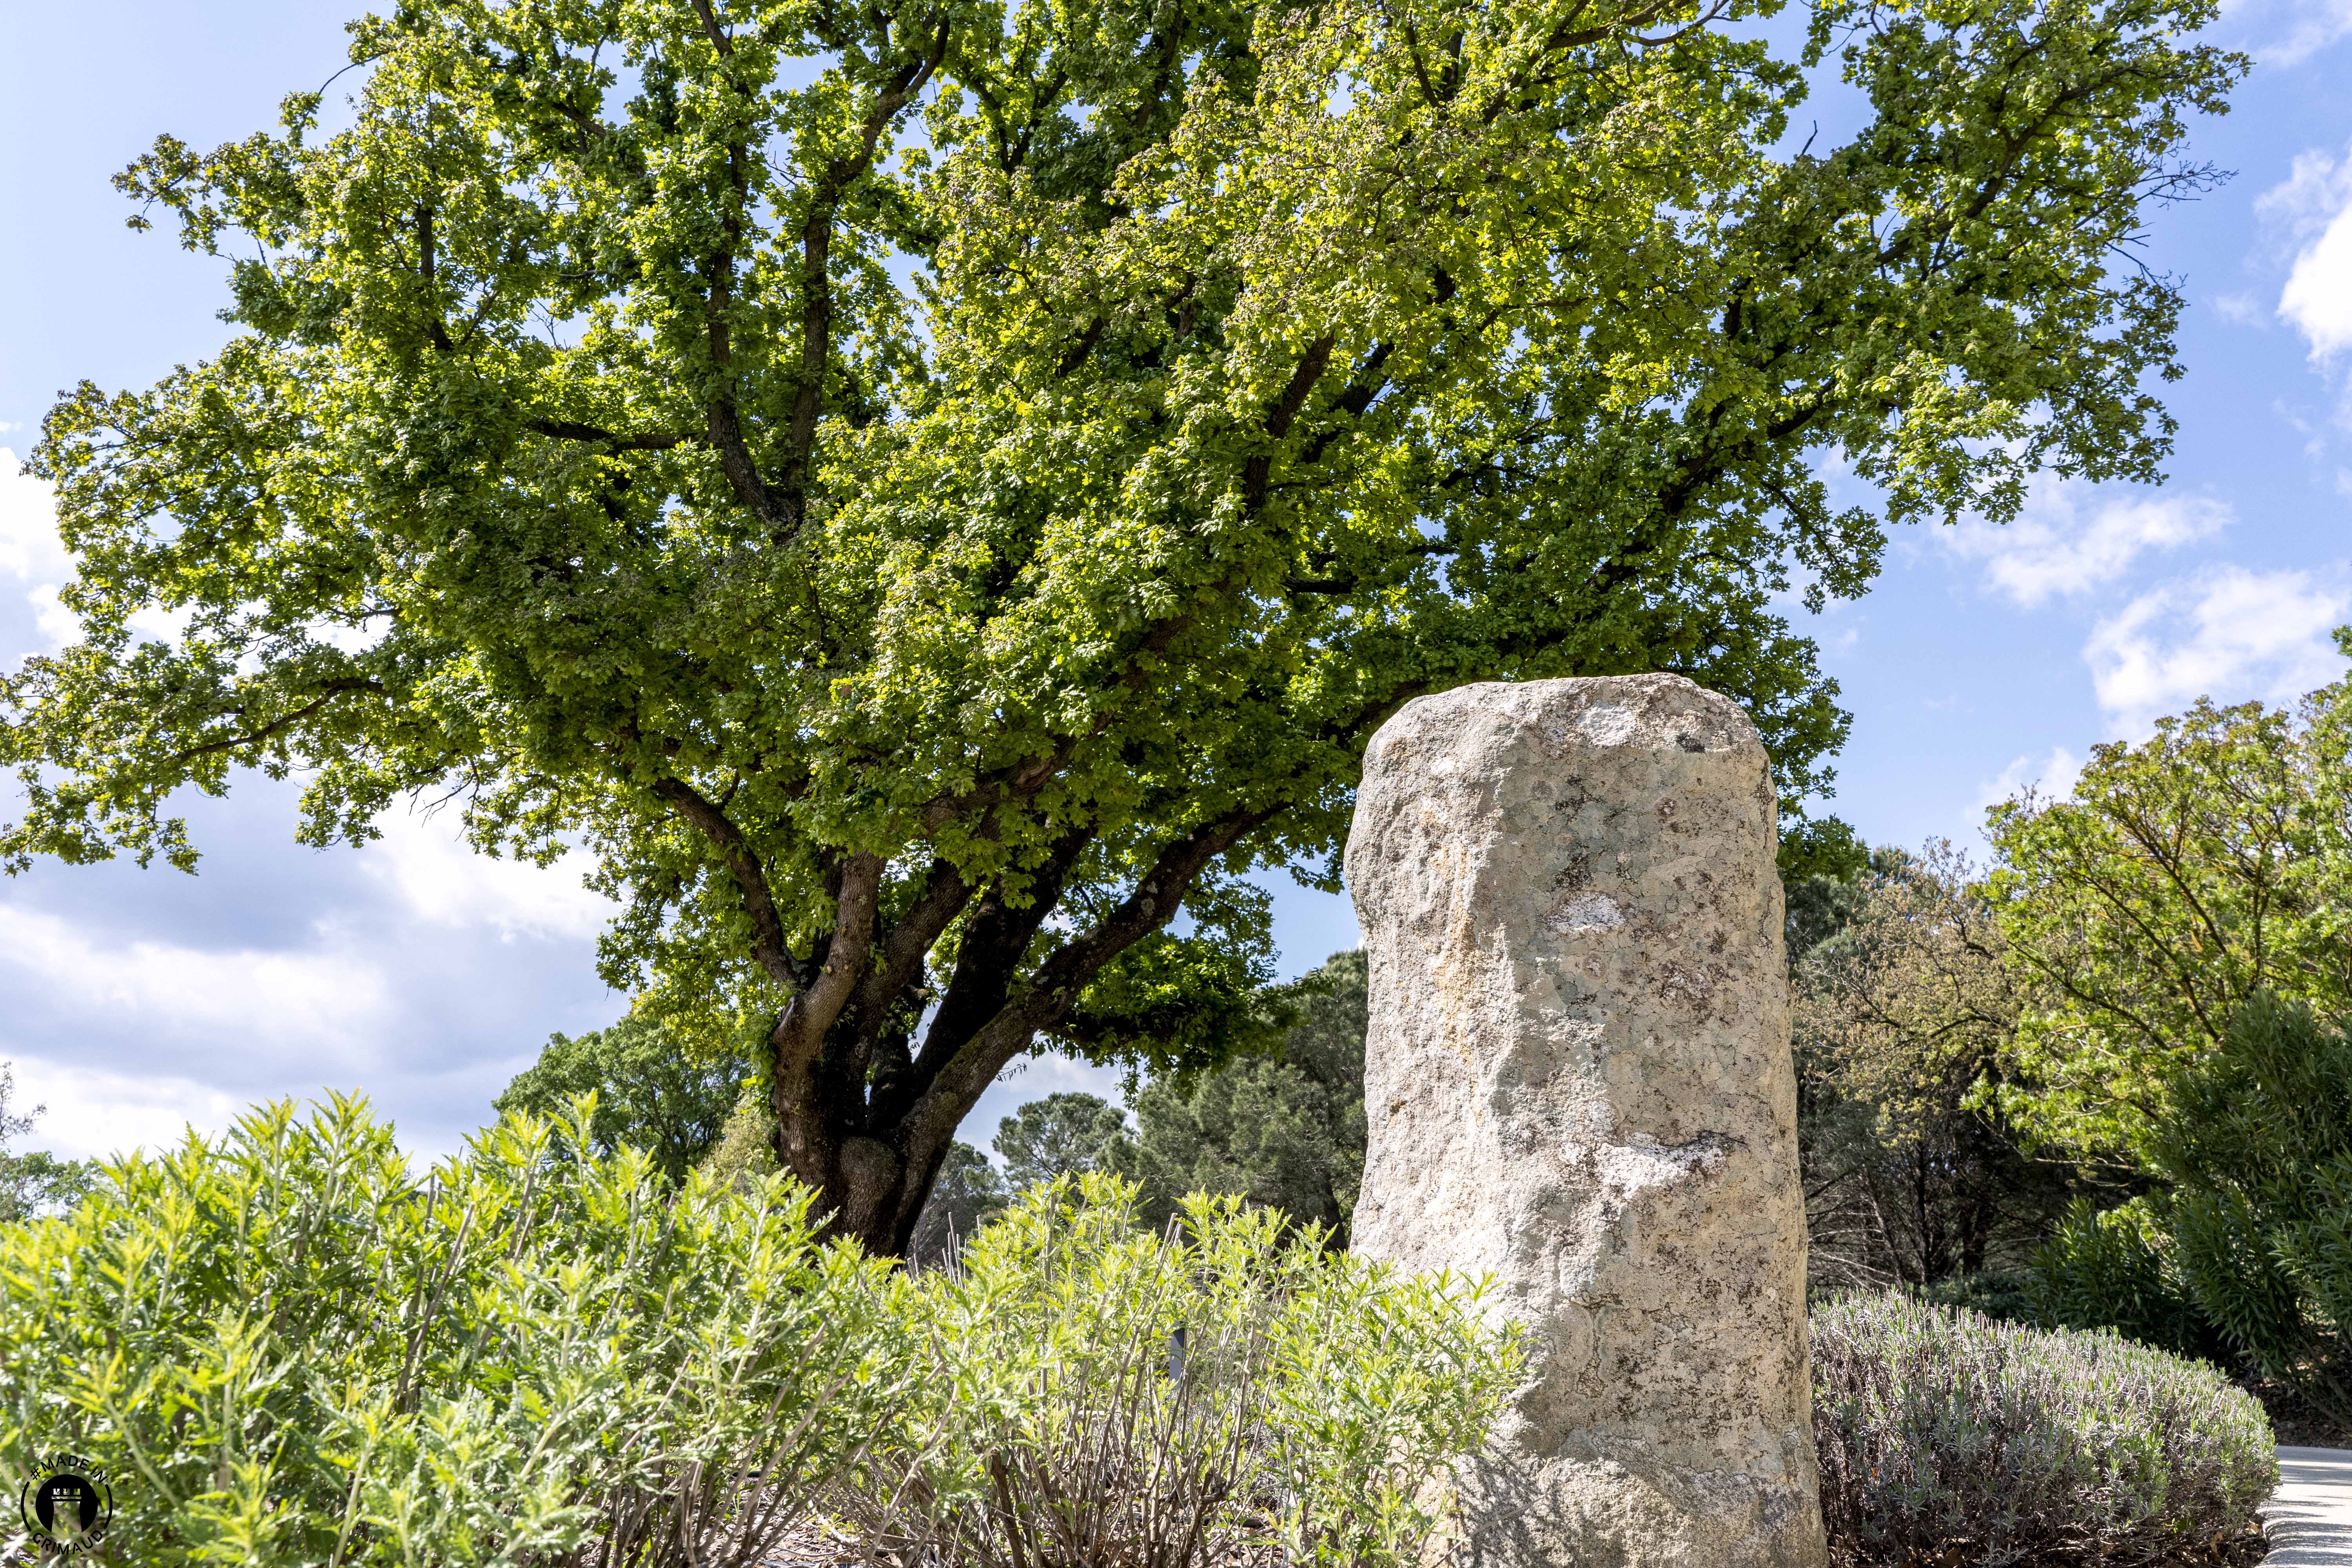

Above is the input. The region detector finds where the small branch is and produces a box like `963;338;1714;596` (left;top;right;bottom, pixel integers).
162;678;387;770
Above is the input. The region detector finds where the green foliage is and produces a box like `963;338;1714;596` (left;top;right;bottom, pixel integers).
2027;1197;2228;1365
696;1094;784;1191
0;0;2247;1245
1986;648;2352;1160
862;1175;1523;1568
0;1096;907;1567
0;1150;97;1224
1123;950;1367;1243
0;1092;1528;1565
2145;994;2352;1424
1794;844;2078;1290
993;1092;1132;1193
1812;1292;2273;1566
1779;816;1871;886
494;1014;749;1181
0;1063;97;1223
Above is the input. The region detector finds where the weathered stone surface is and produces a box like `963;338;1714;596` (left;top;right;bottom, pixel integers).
1348;674;1826;1568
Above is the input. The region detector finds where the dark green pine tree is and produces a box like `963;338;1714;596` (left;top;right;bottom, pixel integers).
1124;951;1368;1245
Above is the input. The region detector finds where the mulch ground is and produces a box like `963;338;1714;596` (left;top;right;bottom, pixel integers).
753;1520;1294;1568
2241;1372;2352;1450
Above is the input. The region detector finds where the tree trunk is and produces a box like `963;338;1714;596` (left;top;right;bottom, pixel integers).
747;812;1279;1258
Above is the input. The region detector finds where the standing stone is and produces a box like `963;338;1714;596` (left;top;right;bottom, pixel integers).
1348;674;1826;1568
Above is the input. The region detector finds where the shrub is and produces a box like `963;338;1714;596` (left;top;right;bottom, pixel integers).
0;1096;907;1567
2026;995;2352;1422
1916;1270;2036;1325
2027;1195;2231;1364
855;1175;1522;1568
2150;993;2352;1425
1812;1292;2274;1566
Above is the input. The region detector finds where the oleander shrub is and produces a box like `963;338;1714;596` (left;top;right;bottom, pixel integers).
2027;996;2352;1423
0;1095;908;1567
1812;1291;2274;1566
854;1174;1522;1568
2026;1195;2232;1364
2148;994;2352;1426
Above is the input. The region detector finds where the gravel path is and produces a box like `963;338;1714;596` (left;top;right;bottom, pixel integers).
2265;1447;2352;1565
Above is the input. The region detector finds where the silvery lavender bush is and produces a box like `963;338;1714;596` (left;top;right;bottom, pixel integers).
1812;1292;2273;1566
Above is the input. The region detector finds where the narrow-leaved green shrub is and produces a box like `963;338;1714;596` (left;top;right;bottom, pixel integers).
855;1175;1521;1568
2027;1195;2230;1363
1812;1292;2273;1566
2029;996;2352;1418
2149;993;2352;1424
0;1095;907;1567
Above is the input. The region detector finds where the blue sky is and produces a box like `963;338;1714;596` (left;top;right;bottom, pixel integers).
2;0;2349;1163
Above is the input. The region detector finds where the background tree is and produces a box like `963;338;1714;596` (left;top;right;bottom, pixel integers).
1123;948;1367;1242
906;1141;1007;1265
495;1015;748;1181
1987;641;2352;1164
990;1091;1132;1191
1;0;2242;1252
1790;845;2078;1291
0;1064;97;1223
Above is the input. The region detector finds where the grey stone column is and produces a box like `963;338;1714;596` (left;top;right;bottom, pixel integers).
1347;674;1826;1568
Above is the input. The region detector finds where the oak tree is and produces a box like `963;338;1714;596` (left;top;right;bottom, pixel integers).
4;0;2238;1250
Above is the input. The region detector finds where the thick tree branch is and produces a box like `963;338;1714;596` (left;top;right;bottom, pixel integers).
820;855;979;1121
1243;334;1336;512
652;777;798;989
899;825;1096;1106
528;420;699;451
898;804;1281;1157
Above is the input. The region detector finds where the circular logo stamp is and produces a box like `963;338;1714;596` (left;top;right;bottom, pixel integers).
16;1456;111;1555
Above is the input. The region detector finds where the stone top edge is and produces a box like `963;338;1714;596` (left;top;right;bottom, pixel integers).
1372;673;1766;762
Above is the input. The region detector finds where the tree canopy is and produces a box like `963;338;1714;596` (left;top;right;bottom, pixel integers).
1122;947;1367;1241
494;1014;750;1180
2;0;2241;1249
1791;845;2076;1289
1987;640;2352;1163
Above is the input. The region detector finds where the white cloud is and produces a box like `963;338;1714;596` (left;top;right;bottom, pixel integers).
0;903;393;1055
23;583;77;648
2221;0;2352;64
2257;143;2352;360
1942;477;2230;607
1973;747;2084;822
2085;566;2352;730
2;1055;247;1163
359;808;616;942
2282;216;2352;361
0;450;81;659
0;450;69;586
2213;291;2265;326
